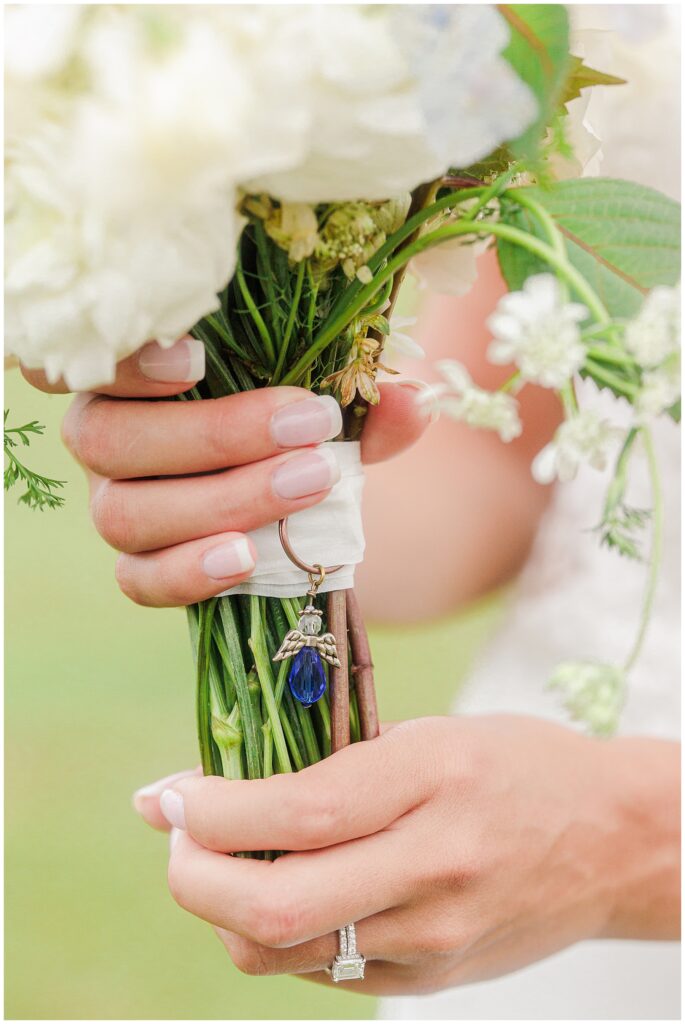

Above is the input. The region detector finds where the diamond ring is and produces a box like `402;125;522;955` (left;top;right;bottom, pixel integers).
329;923;366;982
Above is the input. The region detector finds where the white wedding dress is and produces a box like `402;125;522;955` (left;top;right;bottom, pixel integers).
382;7;681;1019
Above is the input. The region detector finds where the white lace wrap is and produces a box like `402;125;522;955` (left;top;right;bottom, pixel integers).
221;441;365;598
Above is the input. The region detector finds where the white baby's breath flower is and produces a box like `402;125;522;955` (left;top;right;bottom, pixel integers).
548;659;625;736
487;274;588;388
532;411;622;484
624;284;680;368
421;360;522;442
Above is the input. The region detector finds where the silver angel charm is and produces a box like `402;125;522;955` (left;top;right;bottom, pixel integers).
273;604;341;668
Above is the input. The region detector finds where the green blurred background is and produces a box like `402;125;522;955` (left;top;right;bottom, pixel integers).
5;370;501;1020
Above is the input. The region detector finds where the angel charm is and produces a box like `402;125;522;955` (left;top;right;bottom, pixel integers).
273;603;340;707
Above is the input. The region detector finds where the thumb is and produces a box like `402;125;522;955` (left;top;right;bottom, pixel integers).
361;380;436;465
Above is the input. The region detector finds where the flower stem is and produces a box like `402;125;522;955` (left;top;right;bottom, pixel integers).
248;596;292;774
623;428;663;673
282;216;612;384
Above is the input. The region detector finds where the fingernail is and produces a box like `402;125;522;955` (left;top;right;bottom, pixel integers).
270;395;342;448
272;447;340;500
202;537;255;581
138;337;205;383
169;827;183;853
132;769;194;813
160;789;186;830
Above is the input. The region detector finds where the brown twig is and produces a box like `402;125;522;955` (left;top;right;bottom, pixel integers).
345;589;379;741
327;590;350;752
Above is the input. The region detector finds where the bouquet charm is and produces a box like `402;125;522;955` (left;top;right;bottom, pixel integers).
274;517;343;708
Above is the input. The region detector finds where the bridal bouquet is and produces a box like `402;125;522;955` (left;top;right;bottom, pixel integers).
5;5;681;824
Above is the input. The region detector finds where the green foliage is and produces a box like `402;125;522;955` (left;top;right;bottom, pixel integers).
598;504;651;561
558;55;625;110
4;410;65;510
497;178;681;318
499;4;571;160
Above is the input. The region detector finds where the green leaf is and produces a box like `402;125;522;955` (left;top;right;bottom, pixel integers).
497;178;681;319
499;4;571;160
559;55;625;110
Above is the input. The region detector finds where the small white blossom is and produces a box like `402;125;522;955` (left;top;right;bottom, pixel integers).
548;659;625;736
532;411;622;484
624;284;680;368
635;357;681;418
487;274;588;388
420;360;522;442
384;316;424;363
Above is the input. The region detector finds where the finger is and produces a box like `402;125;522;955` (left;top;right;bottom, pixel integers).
160;724;433;852
88;446;340;553
361;381;434;465
63;388;342;479
132;768;201;831
115;531;257;607
214;904;430;976
167;827;411;947
21;336;206;398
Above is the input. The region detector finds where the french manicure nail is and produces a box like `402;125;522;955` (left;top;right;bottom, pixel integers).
132;769;194;812
202;538;255;581
272;448;340;500
160;789;186;830
270;395;342;448
138;337;205;383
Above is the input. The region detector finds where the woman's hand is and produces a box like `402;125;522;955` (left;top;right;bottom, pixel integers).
22;335;429;606
133;715;680;995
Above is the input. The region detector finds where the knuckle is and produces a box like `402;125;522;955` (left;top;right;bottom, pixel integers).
200;399;235;467
186;777;231;849
64;396;111;470
114;554;151;606
225;936;273;977
166;856;190;910
252;891;302;949
298;788;341;846
91;481;138;552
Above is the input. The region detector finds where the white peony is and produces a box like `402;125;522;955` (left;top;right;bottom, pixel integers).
422;360;523;442
487;274;588;388
5;4;537;386
251;5;536;203
532;410;622;484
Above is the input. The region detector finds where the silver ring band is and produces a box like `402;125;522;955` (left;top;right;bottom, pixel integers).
330;923;366;982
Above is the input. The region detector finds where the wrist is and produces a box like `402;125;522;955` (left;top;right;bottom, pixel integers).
598;736;680;940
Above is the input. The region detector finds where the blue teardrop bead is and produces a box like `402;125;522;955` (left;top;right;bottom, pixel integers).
288;647;327;707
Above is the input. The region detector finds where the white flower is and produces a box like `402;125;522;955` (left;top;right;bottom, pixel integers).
421;360;522;442
384;316;424;364
4;5;538;383
635;358;681;419
5;126;242;390
548;659;625;736
624;285;680;369
532;411;622;484
487;274;588;388
251;5;536;203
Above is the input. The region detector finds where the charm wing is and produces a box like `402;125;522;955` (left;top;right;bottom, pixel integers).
316;632;341;668
273;629;306;662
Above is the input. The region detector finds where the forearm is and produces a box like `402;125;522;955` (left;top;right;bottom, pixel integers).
600;737;680;940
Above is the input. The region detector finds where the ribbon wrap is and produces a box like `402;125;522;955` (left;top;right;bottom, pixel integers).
221;441;365;598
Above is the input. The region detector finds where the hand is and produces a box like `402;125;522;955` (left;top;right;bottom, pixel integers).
23;336;429;606
133;715;680;995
